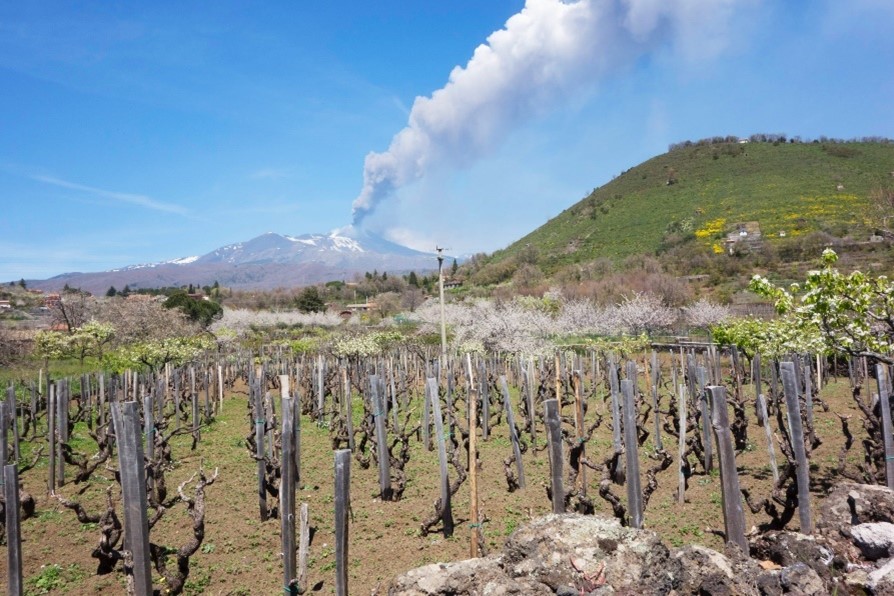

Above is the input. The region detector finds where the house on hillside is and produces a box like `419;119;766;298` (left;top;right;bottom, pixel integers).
345;302;377;314
0;300;11;310
723;222;763;255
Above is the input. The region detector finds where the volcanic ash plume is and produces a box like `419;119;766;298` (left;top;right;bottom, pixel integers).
351;0;745;226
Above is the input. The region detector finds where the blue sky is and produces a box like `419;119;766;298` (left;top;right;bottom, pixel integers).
1;0;893;281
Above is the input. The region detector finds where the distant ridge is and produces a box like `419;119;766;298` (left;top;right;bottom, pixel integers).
489;139;894;272
26;227;442;293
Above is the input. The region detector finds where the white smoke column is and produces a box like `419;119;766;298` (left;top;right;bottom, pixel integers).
352;0;746;224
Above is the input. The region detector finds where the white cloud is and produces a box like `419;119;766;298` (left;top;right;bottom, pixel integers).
31;174;189;215
352;0;754;225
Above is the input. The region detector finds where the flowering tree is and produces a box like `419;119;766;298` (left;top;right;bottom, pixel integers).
711;316;824;359
33;321;115;365
750;249;894;362
210;308;346;336
612;293;677;335
682;298;731;329
103;335;216;372
65;321;115;364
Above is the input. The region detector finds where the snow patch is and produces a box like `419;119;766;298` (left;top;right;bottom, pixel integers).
170;256;199;265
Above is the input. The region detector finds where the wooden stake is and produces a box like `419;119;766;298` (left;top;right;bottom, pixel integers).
5;463;24;596
708;386;748;554
544;398;565;514
467;355;480;557
876;364;894;489
621;379;643;528
334;449;351;596
780;362;813;534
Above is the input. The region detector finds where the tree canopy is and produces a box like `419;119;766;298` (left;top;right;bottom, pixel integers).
163;291;222;327
295;286;326;313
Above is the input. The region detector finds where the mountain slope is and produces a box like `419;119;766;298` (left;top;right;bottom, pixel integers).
28;228;440;293
491;140;894;272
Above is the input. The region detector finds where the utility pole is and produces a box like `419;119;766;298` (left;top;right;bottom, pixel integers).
436;247;448;370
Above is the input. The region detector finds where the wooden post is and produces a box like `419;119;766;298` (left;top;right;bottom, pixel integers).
5;463;24;596
334;449;351;596
467;355;480;557
875;364;894;490
7;383;19;463
280;387;298;595
173;372;181;430
544;398;565;514
650;350;663;451
780;362;813;534
479;359;490;440
422;364;432;451
621;379;643;528
218;364;224;411
370;375;392;501
427;377;454;536
499;376;526;488
677;382;687;504
696;366;713;473
572;371;587;495
708;386;748;553
111;401;153;596
526;357;537;445
756;393;780;483
342;367;355;452
0;402;6;467
554;353;562;416
255;381;268;522
56;380;66;486
803;355;815;444
297;503;310;594
143;393;155;496
608;357;624;482
752;353;762;397
47;384;55;495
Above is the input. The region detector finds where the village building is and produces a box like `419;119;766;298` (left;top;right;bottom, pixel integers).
723;222;763;254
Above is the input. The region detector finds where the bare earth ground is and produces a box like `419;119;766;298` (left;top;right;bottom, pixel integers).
5;372;861;595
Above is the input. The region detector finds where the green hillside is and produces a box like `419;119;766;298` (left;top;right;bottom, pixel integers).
490;139;894;273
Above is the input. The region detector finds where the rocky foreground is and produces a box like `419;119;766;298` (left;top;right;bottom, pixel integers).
387;482;894;595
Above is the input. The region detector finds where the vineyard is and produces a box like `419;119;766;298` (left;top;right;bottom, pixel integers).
1;344;892;594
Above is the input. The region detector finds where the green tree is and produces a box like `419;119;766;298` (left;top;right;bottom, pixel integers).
295;286;326;313
163;291;222;327
18;278;26;289
451;258;458;275
106;286;118;297
120;285;131;297
407;271;419;288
